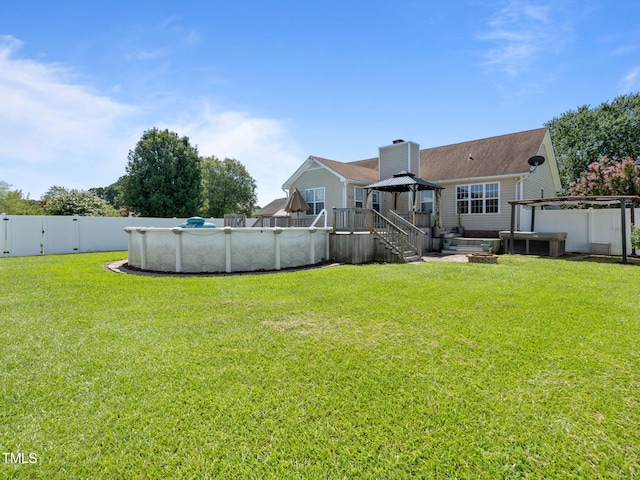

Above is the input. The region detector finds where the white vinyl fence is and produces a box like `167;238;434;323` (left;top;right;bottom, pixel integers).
0;215;237;257
520;207;639;255
2;209;638;258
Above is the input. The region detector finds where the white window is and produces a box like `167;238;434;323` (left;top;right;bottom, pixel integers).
420;190;434;213
371;191;381;212
354;187;379;210
354;187;364;208
456;182;499;215
305;187;325;215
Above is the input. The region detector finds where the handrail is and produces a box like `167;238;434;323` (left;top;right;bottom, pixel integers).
332;208;422;261
310;209;328;228
388;210;426;256
371;210;407;259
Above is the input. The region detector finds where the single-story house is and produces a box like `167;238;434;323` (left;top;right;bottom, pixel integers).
281;128;562;236
254;197;290;227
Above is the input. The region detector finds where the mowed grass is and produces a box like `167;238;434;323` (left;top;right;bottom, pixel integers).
1;252;639;479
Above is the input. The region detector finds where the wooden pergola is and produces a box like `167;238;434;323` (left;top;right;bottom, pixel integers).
508;195;640;264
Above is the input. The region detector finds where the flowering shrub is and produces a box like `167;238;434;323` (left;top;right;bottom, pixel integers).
632;224;640;251
568;156;640;197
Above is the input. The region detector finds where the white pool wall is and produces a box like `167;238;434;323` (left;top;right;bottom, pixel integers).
124;226;331;273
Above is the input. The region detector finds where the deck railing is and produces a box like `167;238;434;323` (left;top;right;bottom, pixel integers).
394;211;432;228
333;208;373;232
224;213;246;227
371;210;407;258
333;208;429;261
388;210;426;256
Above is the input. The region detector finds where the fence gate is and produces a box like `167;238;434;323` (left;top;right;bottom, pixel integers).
1;215;45;257
43;216;79;255
1;214;8;256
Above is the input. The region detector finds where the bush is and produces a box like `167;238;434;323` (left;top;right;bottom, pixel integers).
632;224;640;250
42;186;118;216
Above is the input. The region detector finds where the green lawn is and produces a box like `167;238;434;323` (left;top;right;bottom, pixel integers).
1;252;639;479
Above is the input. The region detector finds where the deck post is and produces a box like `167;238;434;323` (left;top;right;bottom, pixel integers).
530;206;536;232
509;203;516;254
631;201;637;257
349;208;355;234
620;198;628;264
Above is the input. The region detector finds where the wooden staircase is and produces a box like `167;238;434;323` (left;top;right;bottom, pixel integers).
373;230;422;263
371;210;426;263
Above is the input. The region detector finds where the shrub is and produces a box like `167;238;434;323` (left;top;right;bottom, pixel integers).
632;224;640;250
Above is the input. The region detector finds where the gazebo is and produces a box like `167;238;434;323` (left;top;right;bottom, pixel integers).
365;171;444;226
507;195;640;264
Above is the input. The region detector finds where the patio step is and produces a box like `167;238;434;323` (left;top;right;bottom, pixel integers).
449;245;485;253
440;237;502;255
404;252;422;262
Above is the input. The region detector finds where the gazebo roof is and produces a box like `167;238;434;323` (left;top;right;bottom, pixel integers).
366;171;444;192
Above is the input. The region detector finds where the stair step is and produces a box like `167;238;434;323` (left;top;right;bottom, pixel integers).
450;245;485;253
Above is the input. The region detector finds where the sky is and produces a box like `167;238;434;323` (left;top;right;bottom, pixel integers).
1;0;639;207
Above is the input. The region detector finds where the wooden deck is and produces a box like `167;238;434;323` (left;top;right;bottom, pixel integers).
331;208;432;264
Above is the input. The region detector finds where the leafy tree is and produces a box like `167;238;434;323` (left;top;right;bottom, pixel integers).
546;93;640;187
0;181;44;215
42;186;117;216
201;156;257;217
0;180;9;198
90;176;127;211
122;128;203;217
568;156;640;197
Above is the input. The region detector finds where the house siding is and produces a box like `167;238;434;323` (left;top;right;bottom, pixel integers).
438;178;518;232
291;165;345;216
379;141;420;180
523;138;561;200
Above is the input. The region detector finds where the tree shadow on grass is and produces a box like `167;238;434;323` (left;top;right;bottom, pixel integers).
563;254;640;266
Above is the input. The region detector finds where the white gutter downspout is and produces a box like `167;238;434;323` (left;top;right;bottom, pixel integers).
342;180;348;208
514;175;528;231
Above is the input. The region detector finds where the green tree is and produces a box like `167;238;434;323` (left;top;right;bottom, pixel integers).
201;156;257;217
90;176;127;211
42;186;118;216
0;181;44;215
546;93;640;187
122;128;203;217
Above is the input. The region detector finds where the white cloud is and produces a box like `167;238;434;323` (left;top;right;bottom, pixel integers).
620;67;640;92
0;35;136;196
167;106;305;206
0;35;303;205
478;1;569;77
610;44;640;56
